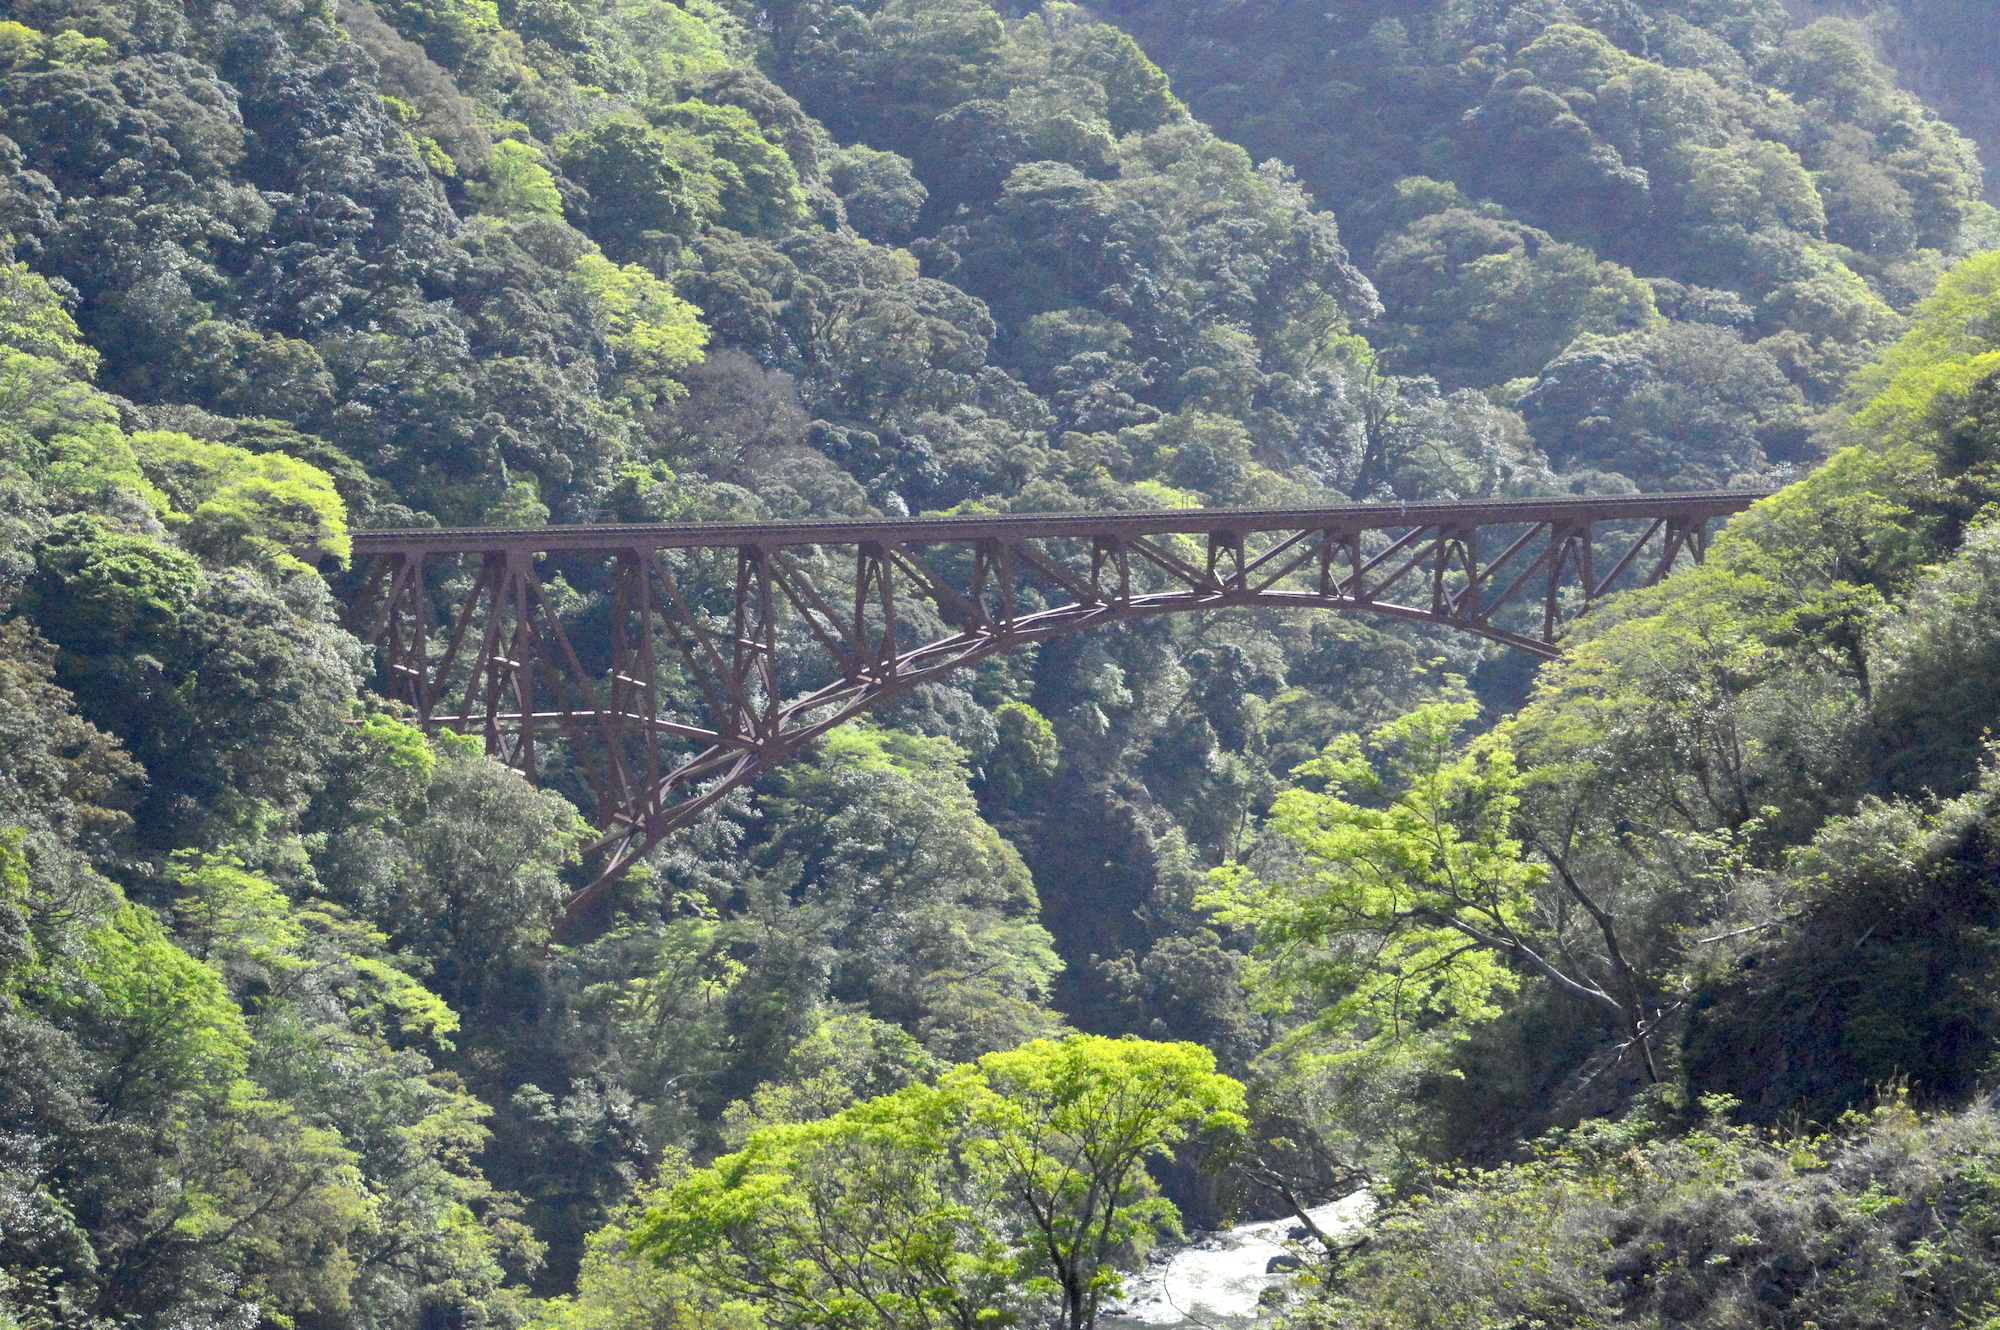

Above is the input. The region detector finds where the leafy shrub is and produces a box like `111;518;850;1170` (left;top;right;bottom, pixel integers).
1306;1097;2000;1330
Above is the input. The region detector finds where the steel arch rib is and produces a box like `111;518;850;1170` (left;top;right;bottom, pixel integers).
558;587;1606;931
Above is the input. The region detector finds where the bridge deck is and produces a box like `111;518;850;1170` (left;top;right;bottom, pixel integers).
347;489;1774;555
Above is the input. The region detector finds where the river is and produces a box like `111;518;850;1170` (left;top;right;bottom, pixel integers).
1101;1192;1374;1329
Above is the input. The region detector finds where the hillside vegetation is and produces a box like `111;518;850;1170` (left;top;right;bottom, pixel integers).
1;0;1999;1327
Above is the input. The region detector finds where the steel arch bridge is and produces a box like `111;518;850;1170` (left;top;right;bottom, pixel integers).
335;489;1767;930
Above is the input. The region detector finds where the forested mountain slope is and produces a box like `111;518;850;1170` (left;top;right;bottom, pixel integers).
1780;0;2000;203
0;0;1997;1326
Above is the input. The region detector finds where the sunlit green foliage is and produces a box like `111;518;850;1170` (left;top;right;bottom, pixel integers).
527;1166;761;1330
131;430;351;571
473;138;567;218
572;254;711;405
636;1073;1018;1330
631;1034;1244;1330
1205;702;1540;1071
966;1035;1248;1330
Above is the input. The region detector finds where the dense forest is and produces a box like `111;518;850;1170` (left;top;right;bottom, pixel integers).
4;0;2000;1325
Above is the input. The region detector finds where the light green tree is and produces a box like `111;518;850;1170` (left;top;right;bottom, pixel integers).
1203;699;1657;1079
529;1160;761;1330
630;1075;1017;1330
129;429;350;571
629;1035;1244;1330
959;1035;1247;1330
470;138;565;218
572;254;710;406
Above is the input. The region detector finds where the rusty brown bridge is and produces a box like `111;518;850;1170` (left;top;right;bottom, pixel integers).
339;489;1768;927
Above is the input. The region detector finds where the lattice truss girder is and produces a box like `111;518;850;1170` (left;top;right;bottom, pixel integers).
341;494;1761;925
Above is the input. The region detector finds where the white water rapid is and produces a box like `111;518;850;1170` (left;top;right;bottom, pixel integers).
1101;1192;1374;1329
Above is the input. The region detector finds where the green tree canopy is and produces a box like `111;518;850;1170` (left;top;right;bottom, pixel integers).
631;1034;1244;1330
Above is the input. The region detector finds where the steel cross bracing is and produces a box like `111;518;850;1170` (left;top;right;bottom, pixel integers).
338;489;1768;929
